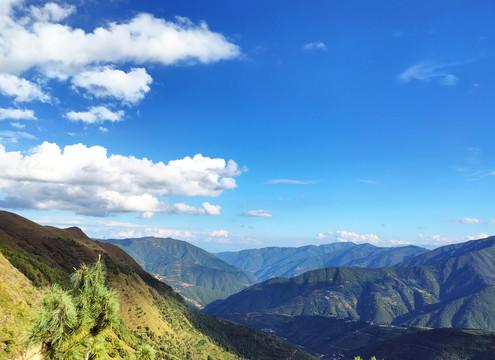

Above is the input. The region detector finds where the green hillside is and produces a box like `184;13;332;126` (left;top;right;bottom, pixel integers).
0;251;41;359
216;243;427;281
0;211;316;360
206;236;495;330
102;237;257;308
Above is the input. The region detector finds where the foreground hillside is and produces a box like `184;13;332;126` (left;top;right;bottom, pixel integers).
102;237;256;308
216;243;427;281
206;236;495;330
0;211;315;360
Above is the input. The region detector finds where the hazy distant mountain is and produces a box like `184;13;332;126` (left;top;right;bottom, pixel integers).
216;242;427;281
102;237;257;308
206;236;495;330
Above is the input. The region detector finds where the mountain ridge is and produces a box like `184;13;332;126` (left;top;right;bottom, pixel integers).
216;242;428;281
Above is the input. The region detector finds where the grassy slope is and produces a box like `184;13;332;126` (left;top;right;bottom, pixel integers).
0;211;315;360
0;252;41;359
216;243;427;281
206;237;495;330
102;237;256;308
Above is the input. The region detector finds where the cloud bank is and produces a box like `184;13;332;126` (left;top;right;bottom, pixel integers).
0;142;242;216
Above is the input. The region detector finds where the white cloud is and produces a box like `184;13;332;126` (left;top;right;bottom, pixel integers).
241;210;273;217
137;211;154;219
0;9;240;76
72;67;152;105
319;230;382;245
143;227;192;239
29;3;75;22
162;202;222;216
267;179;315;185
66;106;124;124
459;217;480;224
0;108;36;120
0;141;242;216
206;229;231;243
0;74;50;102
202;202;222;215
210;229;229;237
397;61;458;86
318;231;411;247
10;122;26;129
302;41;327;51
466;233;489;241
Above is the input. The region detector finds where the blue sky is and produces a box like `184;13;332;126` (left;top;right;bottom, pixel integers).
1;0;495;251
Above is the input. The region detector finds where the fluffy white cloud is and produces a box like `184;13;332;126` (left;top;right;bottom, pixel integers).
72;67;152;105
459;217;480;224
0;7;240;75
267;179;315;185
0;74;50;102
0;108;36;120
29;3;75;22
318;230;383;245
210;230;229;237
302;41;327;51
161;202;222;216
66;106;124;124
397;61;458;86
202;202;222;215
241;210;273;217
0;141;242;216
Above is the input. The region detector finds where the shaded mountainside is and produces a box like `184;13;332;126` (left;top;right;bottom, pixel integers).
206;236;495;330
0;211;316;360
102;237;256;308
216;243;427;281
344;328;495;360
220;313;418;359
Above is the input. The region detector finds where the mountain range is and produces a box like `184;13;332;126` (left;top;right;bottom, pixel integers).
0;211;315;360
3;209;495;359
206;236;495;358
216;242;427;281
101;237;256;308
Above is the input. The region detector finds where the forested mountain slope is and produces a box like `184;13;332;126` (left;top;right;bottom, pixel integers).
102;237;256;308
206;236;495;330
